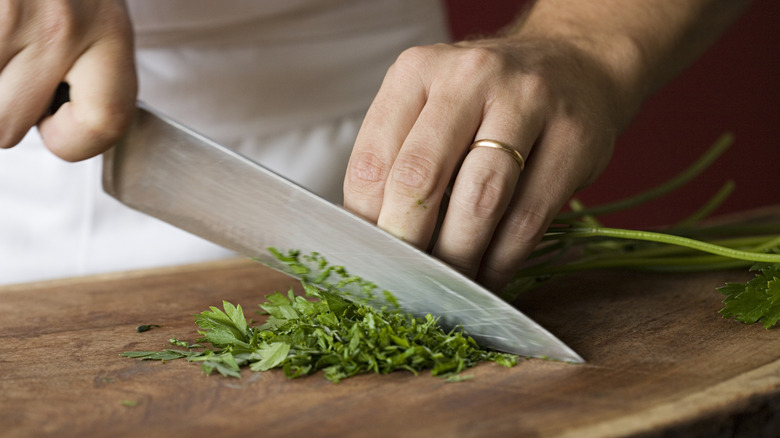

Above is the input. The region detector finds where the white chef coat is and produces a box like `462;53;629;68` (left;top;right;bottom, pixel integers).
0;0;450;285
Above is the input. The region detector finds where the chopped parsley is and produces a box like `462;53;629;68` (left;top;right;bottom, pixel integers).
122;251;518;382
135;324;161;333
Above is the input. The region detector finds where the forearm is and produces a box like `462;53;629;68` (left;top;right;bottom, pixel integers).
509;0;753;125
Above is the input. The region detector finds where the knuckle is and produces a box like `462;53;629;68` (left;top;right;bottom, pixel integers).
479;198;555;283
345;150;390;195
458;46;502;74
452;171;508;220
34;4;79;48
388;152;440;199
393;45;436;68
506;196;556;247
77;104;133;145
387;46;431;78
515;71;553;105
19;1;132;51
387;43;452;81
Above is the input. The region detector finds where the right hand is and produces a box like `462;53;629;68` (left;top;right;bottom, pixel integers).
0;0;137;161
343;38;625;292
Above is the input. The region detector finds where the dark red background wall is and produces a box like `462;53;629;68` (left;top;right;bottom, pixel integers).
444;0;779;228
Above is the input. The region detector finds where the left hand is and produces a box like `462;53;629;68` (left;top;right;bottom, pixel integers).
0;0;137;162
343;37;633;291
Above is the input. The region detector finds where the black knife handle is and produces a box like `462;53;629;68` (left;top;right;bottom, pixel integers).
48;82;70;115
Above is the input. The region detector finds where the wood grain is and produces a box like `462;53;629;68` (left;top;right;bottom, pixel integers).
1;244;779;437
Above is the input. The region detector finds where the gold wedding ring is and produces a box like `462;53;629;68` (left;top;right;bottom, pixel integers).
469;139;525;171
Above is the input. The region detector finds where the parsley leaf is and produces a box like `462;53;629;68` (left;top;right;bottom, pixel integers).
194;301;250;345
719;262;780;328
119;349;196;361
249;342;291;372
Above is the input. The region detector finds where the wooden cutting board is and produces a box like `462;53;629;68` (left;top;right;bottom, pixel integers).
1;222;779;437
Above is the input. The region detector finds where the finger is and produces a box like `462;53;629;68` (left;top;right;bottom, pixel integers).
477;125;593;291
38;17;136;161
343;52;428;222
432;105;543;276
0;44;70;149
375;89;482;249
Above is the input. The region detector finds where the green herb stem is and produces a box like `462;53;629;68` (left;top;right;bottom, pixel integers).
547;226;780;263
517;254;751;277
673;180;736;228
518;233;777;285
555;133;733;221
666;222;780;240
583;234;774;259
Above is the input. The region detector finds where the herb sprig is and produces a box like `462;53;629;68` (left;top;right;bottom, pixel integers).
501;133;780;328
718;262;780;328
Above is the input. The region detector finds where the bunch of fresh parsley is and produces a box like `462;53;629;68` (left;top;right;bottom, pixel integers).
500;133;780;329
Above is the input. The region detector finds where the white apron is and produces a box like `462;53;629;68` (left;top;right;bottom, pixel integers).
0;0;449;285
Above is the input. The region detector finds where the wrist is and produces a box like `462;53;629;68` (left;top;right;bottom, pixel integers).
509;22;650;130
507;0;753;130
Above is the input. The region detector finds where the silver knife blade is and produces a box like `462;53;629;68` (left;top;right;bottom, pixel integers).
102;103;584;363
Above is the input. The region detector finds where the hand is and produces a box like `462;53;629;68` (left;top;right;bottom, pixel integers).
344;37;634;291
0;0;136;161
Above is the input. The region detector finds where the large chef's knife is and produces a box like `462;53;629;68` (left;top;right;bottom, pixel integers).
102;103;584;363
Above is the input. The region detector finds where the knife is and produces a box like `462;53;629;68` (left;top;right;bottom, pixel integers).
102;103;584;363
